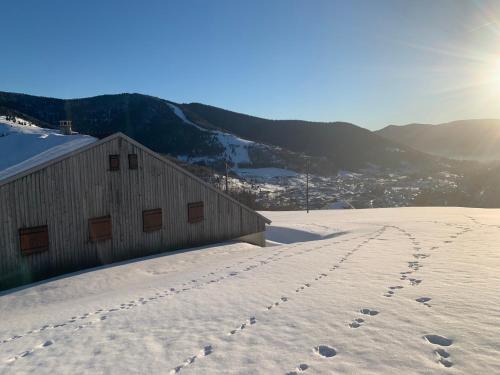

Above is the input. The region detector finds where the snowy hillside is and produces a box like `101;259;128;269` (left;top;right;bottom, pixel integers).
0;116;96;179
167;103;281;167
1;208;499;374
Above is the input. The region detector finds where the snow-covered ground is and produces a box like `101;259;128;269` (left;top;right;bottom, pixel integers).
1;207;499;374
0;116;96;179
233;167;299;179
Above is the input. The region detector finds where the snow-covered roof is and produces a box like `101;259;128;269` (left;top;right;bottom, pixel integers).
0;117;97;182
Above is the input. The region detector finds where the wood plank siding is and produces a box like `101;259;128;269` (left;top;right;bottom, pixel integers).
0;133;270;290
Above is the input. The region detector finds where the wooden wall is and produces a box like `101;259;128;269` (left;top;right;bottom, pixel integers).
0;136;268;290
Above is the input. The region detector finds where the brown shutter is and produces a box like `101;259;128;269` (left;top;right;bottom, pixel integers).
109;155;120;171
89;216;112;241
128;154;138;170
19;225;49;255
188;202;204;223
143;208;162;232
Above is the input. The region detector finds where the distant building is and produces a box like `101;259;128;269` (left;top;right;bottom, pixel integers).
0;133;270;290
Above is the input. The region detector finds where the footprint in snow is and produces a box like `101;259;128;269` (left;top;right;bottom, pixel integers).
6;340;54;363
360;308;379;316
413;253;430;259
349;318;364;328
39;340;54;348
435;349;453;367
408;278;422;286
314;345;337;358
424;334;453;346
416;297;432;307
424;335;453;367
286;363;309;374
201;345;213;356
169;345;213;374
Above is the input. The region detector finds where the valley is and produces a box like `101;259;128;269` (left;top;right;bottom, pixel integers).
2;91;500;211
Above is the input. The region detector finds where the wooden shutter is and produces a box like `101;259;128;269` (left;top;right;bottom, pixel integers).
143;208;162;232
19;225;49;255
128;154;138;170
188;202;204;223
109;155;120;171
89;216;112;241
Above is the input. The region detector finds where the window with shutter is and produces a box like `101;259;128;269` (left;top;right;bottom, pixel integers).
19;225;49;255
188;201;204;223
128;154;138;170
109;155;120;171
89;216;112;241
143;208;162;232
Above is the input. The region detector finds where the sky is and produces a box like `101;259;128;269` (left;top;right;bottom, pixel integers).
1;0;500;130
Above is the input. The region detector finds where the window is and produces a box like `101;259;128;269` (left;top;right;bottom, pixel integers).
188;201;204;223
89;216;112;242
143;208;162;232
19;225;49;255
128;154;138;170
109;155;120;171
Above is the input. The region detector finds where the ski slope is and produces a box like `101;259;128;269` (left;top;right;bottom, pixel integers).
166;103;256;165
1;207;499;374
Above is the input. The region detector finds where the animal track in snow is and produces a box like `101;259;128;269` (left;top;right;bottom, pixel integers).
408;261;422;271
424;335;453;367
413;253;430;259
383;285;404;297
360;308;379;316
349;318;364;328
228;317;257;335
180;232;380;371
169;345;213;374
435;349;453;367
408;278;422;286
296;283;311;292
0;232;369;349
286;363;309;374
390;285;403;290
416;297;432;307
267;296;289;310
5;340;54;363
314;345;337;358
424;334;453;346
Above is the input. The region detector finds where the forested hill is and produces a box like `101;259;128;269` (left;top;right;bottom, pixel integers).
0;91;437;173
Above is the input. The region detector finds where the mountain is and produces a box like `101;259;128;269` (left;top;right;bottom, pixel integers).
180;103;436;171
376;119;500;161
0;91;436;174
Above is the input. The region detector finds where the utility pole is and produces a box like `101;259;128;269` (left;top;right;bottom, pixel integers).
225;160;229;193
306;157;310;213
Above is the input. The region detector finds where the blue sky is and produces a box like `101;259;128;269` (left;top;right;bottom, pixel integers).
1;0;500;129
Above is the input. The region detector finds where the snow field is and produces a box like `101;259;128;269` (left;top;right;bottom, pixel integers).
0;208;499;374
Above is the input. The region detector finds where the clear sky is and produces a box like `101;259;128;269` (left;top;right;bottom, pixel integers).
1;0;500;129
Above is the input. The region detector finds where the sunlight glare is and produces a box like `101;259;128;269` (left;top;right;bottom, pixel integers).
493;58;500;84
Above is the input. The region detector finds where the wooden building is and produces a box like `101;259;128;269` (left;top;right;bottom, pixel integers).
0;133;270;290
